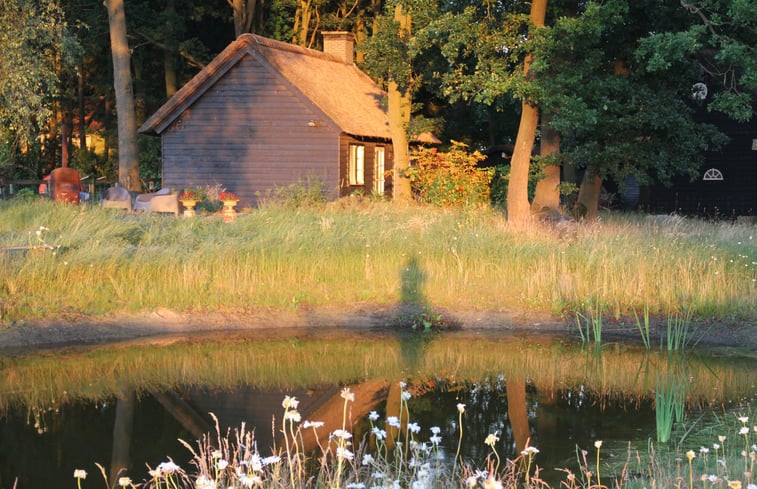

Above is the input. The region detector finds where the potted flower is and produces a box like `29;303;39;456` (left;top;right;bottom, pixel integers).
179;188;204;217
219;191;239;222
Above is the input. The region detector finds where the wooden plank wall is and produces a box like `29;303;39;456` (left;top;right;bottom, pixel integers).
161;53;340;207
647;115;756;217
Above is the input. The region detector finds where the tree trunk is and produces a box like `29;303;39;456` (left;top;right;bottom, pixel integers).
576;171;603;220
531;112;560;212
164;0;178;97
109;390;135;486
389;3;412;203
78;61;86;151
506;377;530;452
505;0;547;223
106;0;140;191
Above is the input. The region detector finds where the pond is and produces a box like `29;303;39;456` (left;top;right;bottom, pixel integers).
0;329;755;489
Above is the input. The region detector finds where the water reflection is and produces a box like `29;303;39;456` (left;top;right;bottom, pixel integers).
0;331;754;488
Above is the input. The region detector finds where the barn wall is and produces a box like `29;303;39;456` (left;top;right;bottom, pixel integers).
646;112;756;217
338;135;394;197
160;53;340;207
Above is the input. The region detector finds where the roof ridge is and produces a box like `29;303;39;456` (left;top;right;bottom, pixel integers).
241;33;345;65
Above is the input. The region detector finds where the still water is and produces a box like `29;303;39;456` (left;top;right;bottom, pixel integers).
0;329;754;488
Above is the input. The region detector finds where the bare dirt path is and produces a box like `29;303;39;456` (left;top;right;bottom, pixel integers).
0;305;754;356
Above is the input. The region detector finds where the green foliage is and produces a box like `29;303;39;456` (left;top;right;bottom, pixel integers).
640;0;755;122
0;0;79;156
259;176;328;208
529;1;729;188
408;141;492;207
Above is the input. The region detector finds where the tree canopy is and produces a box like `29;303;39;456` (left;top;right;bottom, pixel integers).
0;0;752;214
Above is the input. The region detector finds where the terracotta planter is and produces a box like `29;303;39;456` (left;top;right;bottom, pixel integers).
180;199;197;217
222;200;238;222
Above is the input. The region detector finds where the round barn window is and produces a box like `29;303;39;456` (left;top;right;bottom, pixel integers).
702;168;724;181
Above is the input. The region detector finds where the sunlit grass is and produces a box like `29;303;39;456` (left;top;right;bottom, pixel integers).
1;200;755;324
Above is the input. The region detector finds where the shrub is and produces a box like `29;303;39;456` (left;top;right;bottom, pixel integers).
259;176;328;208
408;141;493;207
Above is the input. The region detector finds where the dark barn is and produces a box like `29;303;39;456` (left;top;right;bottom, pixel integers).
646;109;756;218
139;32;397;207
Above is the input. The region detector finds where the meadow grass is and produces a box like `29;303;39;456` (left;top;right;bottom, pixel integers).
1;200;755;325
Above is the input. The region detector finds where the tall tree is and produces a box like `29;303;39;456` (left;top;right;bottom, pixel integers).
531;0;727;220
106;0;140;190
0;0;78;179
506;0;547;223
362;0;433;203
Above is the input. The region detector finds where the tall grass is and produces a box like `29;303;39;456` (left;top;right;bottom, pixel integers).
1;200;756;323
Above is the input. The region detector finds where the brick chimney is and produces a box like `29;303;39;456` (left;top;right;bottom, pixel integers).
322;31;355;64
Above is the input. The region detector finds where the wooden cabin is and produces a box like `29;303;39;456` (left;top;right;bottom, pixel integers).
139;32;403;207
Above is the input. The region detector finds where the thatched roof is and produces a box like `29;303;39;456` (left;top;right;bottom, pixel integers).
139;34;395;139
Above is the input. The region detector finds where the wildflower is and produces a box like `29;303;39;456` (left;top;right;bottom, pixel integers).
372;428;387;440
457;403;466;414
341;387;355;402
369;411;380;421
284;410;301;422
399;381;407;389
714;443;721;450
720;435;727;443
709;475;719;482
727;481;742;489
747;485;757;489
347;483;366;489
212;450;223;459
158;461;180;473
372;471;386;479
332;429;353;440
282;396;299;409
740;427;749;435
466;476;478;487
362;454;374;466
247;455;263;472
686;450;696;461
700;446;710;453
303;420;324;429
521;446;540;456
262;455;281;465
217;459;229;470
408;422;421;434
74;470;87;479
595;440;603;449
336;447;355;461
402;391;412;401
429;434;442;445
387;416;401;428
195;475;215;489
430;426;441;435
118;478;132;488
240;474;261;487
739;417;749;424
485;433;499;447
148;468;161;478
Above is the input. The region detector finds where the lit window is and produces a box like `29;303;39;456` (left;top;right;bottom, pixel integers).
703;168;724;181
349;144;365;185
374;147;385;195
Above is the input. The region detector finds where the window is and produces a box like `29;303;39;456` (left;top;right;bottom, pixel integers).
349;144;365;185
703;168;724;181
374;147;385;195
